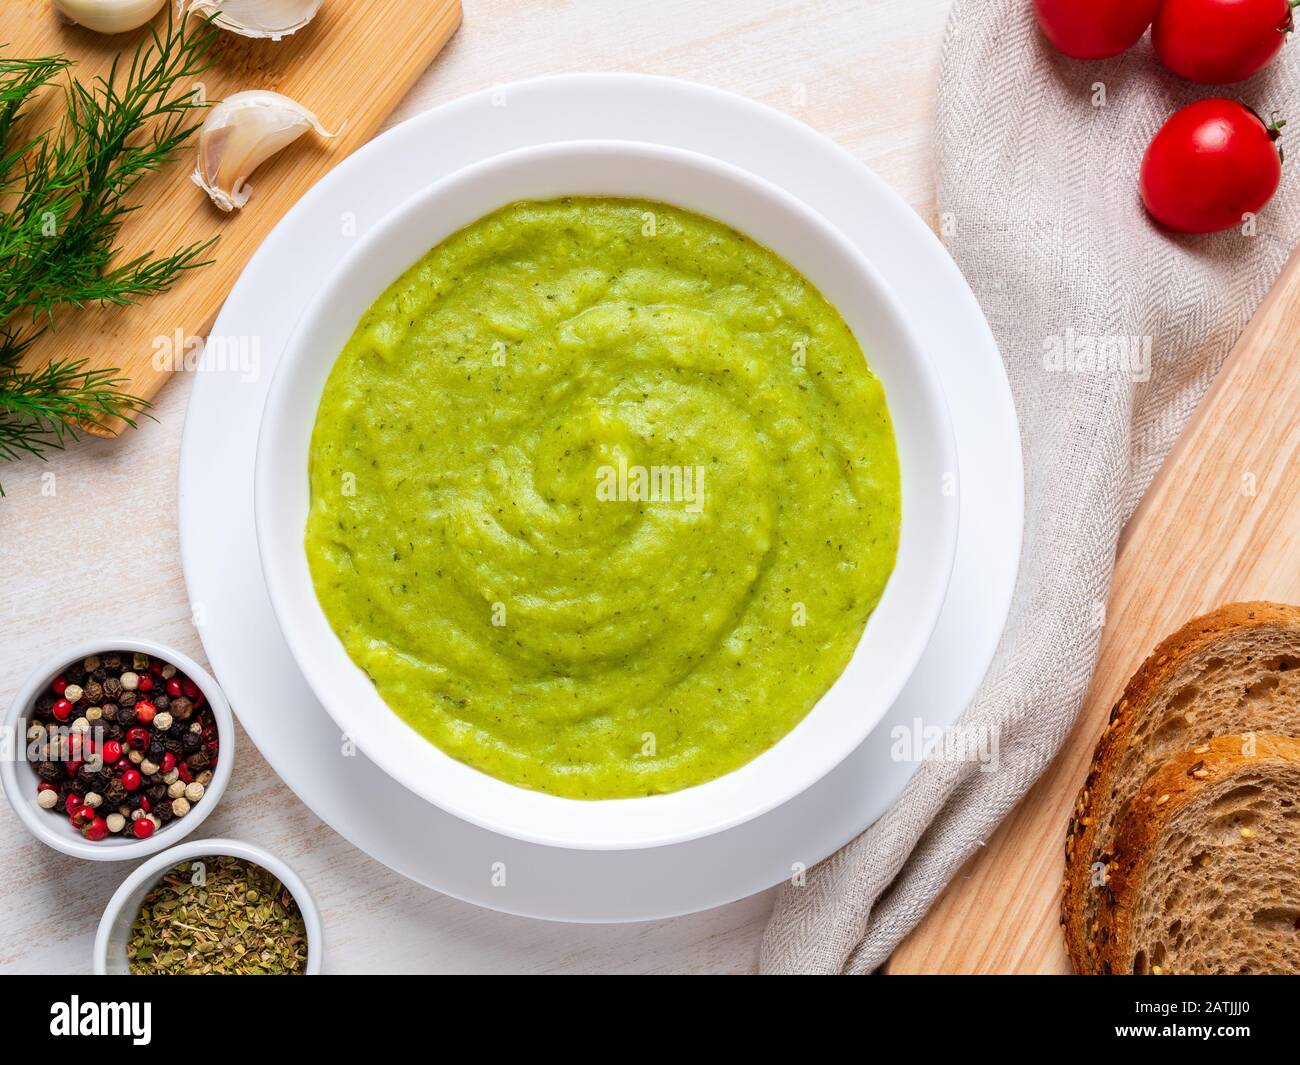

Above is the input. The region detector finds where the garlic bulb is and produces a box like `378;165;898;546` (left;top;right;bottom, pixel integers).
53;0;166;34
176;0;324;40
192;90;339;212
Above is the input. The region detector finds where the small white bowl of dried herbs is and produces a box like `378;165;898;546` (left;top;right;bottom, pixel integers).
94;838;322;975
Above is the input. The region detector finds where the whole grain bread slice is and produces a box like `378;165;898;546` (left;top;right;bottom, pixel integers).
1062;601;1300;973
1099;734;1300;975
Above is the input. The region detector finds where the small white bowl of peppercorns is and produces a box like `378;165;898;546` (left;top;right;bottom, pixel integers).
0;638;235;860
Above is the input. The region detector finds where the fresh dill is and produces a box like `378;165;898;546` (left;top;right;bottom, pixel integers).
0;11;218;486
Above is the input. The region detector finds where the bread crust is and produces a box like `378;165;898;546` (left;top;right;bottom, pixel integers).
1061;601;1300;973
1099;733;1300;974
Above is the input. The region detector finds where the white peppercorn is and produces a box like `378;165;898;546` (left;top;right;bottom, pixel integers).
196;770;213;786
140;759;159;776
85;706;103;721
171;797;191;817
106;812;126;833
64;684;84;703
167;781;186;799
120;671;139;691
184;781;205;803
84;791;102;808
36;790;58;810
163;768;179;785
153;712;173;731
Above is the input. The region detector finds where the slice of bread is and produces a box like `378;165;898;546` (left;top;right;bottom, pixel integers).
1099;734;1300;975
1063;602;1300;973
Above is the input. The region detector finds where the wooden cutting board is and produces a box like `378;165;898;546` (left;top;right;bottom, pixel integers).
887;244;1300;974
7;0;462;435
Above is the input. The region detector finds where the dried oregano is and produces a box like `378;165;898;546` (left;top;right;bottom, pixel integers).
128;856;308;975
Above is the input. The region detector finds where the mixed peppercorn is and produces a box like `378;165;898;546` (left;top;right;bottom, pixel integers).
26;651;219;842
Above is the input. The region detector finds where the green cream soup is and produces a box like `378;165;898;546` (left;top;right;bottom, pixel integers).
306;197;900;799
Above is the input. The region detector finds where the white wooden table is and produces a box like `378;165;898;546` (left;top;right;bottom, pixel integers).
0;0;951;975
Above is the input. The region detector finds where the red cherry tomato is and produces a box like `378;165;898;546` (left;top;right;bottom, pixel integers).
1140;99;1284;232
1033;0;1162;58
1153;0;1293;84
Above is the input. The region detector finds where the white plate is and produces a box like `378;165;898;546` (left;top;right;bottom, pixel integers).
179;73;1022;921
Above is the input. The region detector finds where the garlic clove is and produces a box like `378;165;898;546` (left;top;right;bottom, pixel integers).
176;0;324;40
192;89;340;212
53;0;167;35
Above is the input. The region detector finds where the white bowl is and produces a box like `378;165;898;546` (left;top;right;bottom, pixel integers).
93;837;322;974
255;140;958;850
0;638;235;860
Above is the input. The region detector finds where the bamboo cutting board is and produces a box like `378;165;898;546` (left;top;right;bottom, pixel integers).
7;0;462;435
887;245;1300;974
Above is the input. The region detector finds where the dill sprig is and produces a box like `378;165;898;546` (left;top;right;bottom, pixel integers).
0;11;218;489
0;358;145;462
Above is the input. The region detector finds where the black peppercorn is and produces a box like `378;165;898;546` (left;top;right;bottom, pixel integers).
102;654;122;672
126;793;143;810
154;694;171;712
92;667;107;682
36;761;62;783
118;691;137;708
105;779;127;804
181;731;201;753
148;741;165;761
102;677;122;701
170;697;193;721
78;763;100;785
146;784;167;803
156;803;174;823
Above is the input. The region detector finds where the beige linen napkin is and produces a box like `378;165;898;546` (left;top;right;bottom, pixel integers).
759;0;1300;975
